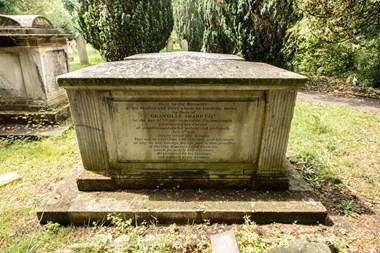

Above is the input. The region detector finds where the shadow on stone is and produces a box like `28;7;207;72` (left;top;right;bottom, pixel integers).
37;162;328;226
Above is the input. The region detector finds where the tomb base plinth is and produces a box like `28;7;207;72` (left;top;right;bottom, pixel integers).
0;103;70;125
37;162;327;225
76;166;292;191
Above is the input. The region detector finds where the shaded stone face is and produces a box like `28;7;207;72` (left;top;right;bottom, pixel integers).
0;15;69;113
58;52;307;190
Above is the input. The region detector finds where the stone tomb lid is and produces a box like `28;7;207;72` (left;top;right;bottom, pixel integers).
58;52;308;87
125;51;244;61
0;15;60;35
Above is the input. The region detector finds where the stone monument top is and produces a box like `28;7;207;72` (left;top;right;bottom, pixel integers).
58;51;307;86
0;15;61;35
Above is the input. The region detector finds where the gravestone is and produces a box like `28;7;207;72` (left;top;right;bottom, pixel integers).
166;38;173;52
57;52;307;191
181;39;189;51
211;230;240;253
75;34;89;64
69;39;77;53
0;172;22;187
0;15;70;125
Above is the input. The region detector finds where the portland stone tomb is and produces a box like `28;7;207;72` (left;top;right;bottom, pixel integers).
58;52;307;191
0;15;70;125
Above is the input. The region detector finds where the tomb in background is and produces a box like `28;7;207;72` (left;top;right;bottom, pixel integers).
0;15;70;125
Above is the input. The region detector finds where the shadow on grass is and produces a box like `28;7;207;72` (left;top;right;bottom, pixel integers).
0;135;44;146
288;155;375;218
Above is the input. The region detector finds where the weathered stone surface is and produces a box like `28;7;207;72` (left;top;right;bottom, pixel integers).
0;172;21;187
0;15;70;126
125;51;244;61
166;38;173;52
181;39;189;51
59;52;305;86
211;230;240;253
37;162;327;225
58;52;307;190
75;34;89;64
0;15;59;35
0;15;54;29
0;118;72;137
267;239;332;253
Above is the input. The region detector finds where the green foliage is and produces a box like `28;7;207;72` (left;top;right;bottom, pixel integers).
77;0;173;61
201;0;238;54
337;200;359;217
355;35;380;88
172;0;204;51
172;0;298;66
286;22;380;87
295;0;380;43
235;0;299;66
0;0;76;38
172;0;380;85
44;222;61;234
285;0;380;88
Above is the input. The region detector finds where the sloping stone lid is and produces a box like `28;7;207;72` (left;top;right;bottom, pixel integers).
58;52;308;87
125;52;244;61
0;15;60;35
0;15;53;28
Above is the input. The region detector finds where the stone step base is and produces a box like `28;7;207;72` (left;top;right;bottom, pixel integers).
37;163;327;225
0;118;72;137
76;169;289;191
0;103;71;125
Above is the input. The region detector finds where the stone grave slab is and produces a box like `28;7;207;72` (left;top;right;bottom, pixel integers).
0;172;22;187
211;230;240;253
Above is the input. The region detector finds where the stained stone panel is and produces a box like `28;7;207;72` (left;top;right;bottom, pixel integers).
112;100;261;163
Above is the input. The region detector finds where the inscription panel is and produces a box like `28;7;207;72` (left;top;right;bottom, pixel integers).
111;100;264;163
112;100;261;163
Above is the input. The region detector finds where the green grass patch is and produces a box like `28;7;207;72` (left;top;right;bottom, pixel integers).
0;102;378;251
288;101;380;215
0;130;80;251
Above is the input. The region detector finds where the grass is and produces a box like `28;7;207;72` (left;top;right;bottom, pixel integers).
0;49;379;251
0;130;80;252
1;102;378;252
288;102;380;207
68;44;104;72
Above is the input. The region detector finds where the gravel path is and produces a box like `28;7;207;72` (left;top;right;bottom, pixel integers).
297;91;380;114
